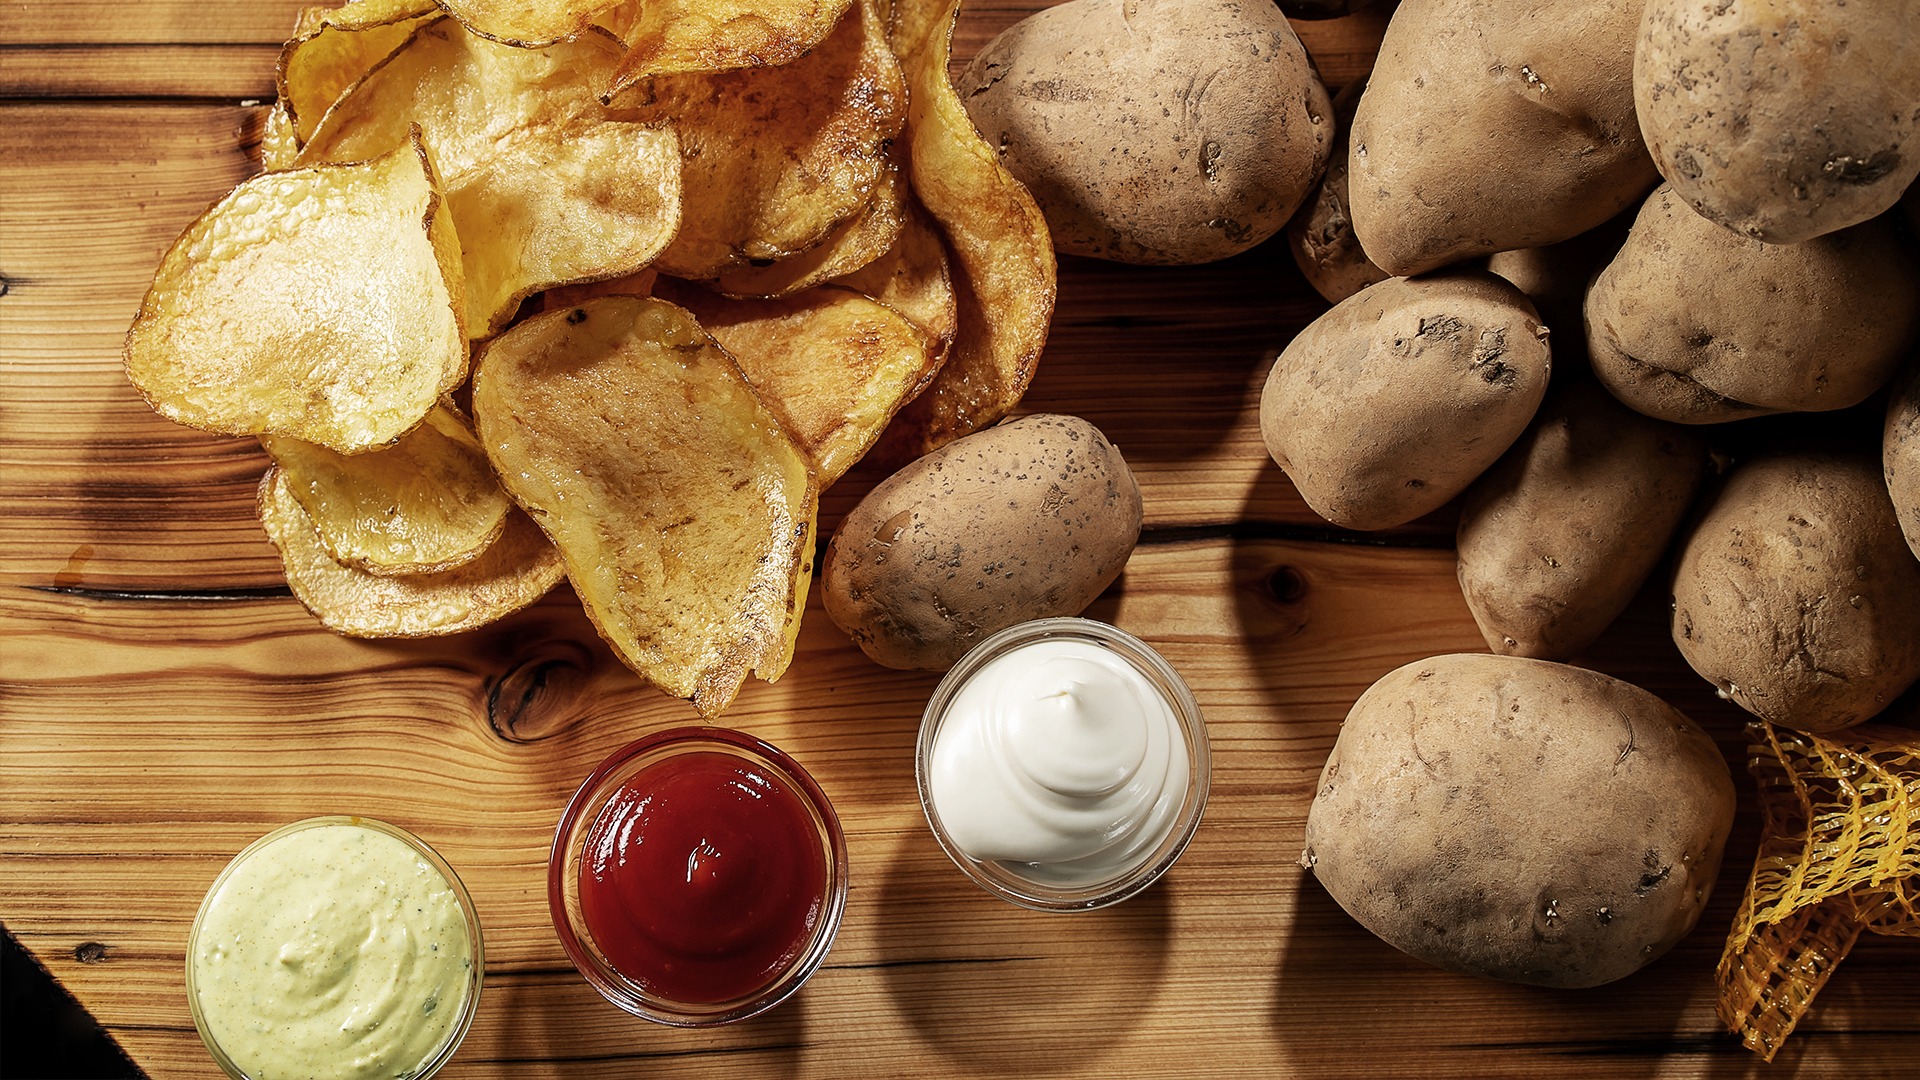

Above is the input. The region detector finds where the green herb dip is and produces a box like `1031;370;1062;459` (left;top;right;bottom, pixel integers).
190;821;476;1080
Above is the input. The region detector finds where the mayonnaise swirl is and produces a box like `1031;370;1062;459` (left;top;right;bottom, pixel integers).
927;638;1190;885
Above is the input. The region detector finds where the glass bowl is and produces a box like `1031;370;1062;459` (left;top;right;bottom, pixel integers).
549;726;848;1026
186;816;483;1080
916;617;1211;911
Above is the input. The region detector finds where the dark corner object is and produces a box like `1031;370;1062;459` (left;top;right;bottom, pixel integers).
1;925;144;1079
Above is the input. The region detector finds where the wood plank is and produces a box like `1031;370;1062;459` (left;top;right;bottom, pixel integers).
0;44;278;99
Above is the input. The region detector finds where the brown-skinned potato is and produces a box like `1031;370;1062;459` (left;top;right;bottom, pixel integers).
1888;360;1920;560
1304;653;1736;989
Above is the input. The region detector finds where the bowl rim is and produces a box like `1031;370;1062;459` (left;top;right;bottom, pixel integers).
547;725;850;1026
185;814;485;1080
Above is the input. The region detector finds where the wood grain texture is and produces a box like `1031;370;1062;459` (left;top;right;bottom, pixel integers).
2;1;1916;1078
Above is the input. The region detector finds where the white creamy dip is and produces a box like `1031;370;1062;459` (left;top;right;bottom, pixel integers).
927;637;1190;885
189;820;477;1080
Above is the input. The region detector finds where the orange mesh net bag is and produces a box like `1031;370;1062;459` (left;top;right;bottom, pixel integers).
1717;720;1920;1060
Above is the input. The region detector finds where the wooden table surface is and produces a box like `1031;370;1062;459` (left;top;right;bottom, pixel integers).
3;1;1916;1076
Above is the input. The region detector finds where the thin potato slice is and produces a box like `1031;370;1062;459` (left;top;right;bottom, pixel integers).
302;20;681;336
835;193;957;361
539;269;657;311
602;0;852;87
278;0;439;142
259;467;564;637
713;153;907;299
434;0;621;47
261;405;512;575
125;131;466;455
876;0;1055;460
471;296;817;717
623;0;903;280
260;100;300;171
653;281;939;485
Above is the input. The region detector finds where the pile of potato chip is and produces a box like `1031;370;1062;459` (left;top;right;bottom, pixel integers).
1717;721;1920;1060
122;0;1055;716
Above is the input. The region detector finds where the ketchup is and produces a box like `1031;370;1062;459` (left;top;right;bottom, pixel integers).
578;751;827;1004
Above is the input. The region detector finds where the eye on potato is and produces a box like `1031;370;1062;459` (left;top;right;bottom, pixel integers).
823;413;1142;671
1347;0;1658;276
1635;0;1920;244
1671;450;1920;734
1258;271;1551;531
956;0;1332;266
1304;653;1737;989
1584;185;1920;425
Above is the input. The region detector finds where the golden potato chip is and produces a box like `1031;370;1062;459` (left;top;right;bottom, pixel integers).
302;20;681;336
622;0;903;280
260;467;564;637
653;280;938;485
876;0;1055;460
834;193;957;360
260;100;300;171
471;296;817;717
435;0;619;47
125;130;466;455
278;0;439;143
712;153;907;299
599;0;851;87
261;404;512;575
540;269;658;311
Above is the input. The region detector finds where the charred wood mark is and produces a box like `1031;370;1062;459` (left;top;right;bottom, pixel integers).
27;584;291;601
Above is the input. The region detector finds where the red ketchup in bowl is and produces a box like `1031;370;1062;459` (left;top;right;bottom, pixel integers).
577;751;828;1004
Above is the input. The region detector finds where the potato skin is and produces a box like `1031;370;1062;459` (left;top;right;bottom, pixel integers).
1671;451;1920;734
1636;0;1920;244
1303;653;1735;989
1348;0;1658;276
822;413;1143;670
1888;361;1920;560
1259;271;1551;531
956;0;1332;265
1585;186;1920;424
1458;381;1708;660
1285;82;1388;304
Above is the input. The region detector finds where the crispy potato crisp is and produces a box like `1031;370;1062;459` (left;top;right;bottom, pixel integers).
260;100;300;170
654;281;939;485
435;0;621;48
259;467;564;637
713;153;908;299
124;131;465;455
835;193;957;362
261;405;512;575
602;0;853;88
624;0;903;280
301;20;681;336
471;296;817;717
278;0;438;142
876;0;1054;460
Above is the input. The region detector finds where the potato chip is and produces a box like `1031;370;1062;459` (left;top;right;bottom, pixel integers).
712;152;907;299
621;0;903;280
471;296;817;717
834;193;957;361
261;404;512;575
302;20;681;336
260;467;564;637
601;0;852;88
125;130;466;455
539;269;658;311
1717;721;1920;1061
435;0;620;47
278;0;439;143
875;0;1055;460
260;100;300;171
653;280;938;485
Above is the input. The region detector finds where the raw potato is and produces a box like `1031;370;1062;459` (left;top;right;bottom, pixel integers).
1672;451;1920;734
1304;653;1736;989
1286;82;1386;304
1635;0;1920;244
1348;0;1658;276
1888;361;1920;560
1457;380;1709;660
823;413;1141;670
1258;271;1551;531
1585;185;1920;424
956;0;1332;265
